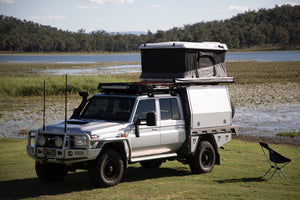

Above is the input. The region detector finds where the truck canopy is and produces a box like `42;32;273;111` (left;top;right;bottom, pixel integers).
139;41;228;81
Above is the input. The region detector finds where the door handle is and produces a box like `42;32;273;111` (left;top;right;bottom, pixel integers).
152;128;158;131
176;125;184;129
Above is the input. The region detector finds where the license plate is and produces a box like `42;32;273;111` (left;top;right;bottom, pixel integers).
43;149;56;157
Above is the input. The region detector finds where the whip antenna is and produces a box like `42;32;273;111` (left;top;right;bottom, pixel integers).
43;80;46;132
64;74;68;132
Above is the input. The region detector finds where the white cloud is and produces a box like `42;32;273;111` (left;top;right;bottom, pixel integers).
227;5;249;13
77;0;134;4
29;16;69;20
77;5;98;8
278;2;299;6
150;5;160;8
0;0;15;4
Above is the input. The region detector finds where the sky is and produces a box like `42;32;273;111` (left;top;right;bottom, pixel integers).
0;0;299;33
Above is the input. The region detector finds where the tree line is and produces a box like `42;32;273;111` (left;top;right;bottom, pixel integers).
0;5;299;52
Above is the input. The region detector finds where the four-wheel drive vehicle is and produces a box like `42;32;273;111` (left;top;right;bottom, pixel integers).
27;41;238;187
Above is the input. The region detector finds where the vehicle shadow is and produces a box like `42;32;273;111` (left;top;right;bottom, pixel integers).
0;166;191;199
214;176;266;183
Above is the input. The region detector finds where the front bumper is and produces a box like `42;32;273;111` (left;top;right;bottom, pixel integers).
27;130;101;164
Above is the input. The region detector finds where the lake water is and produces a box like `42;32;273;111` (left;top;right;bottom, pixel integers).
1;51;300;63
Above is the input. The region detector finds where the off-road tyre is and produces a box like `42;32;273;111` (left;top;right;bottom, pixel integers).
35;161;68;183
140;160;163;168
189;141;216;174
89;149;124;188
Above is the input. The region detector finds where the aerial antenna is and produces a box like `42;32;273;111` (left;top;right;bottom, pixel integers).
64;74;68;133
43;80;46;132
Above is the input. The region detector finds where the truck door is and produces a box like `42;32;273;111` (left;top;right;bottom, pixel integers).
159;97;185;153
130;99;161;158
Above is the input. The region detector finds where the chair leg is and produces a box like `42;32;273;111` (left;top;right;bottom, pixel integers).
279;169;288;179
264;167;273;177
269;167;281;179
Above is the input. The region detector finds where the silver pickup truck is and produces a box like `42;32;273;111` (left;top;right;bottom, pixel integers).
27;83;237;187
27;41;238;187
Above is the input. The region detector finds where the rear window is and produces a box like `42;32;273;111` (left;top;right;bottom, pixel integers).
159;98;180;120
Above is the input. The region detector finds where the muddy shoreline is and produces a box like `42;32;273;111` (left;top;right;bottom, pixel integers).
0;82;299;145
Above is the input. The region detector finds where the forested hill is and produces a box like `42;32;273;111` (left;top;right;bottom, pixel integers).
0;5;299;52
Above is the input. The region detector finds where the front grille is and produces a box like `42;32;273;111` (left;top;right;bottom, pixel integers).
37;134;65;149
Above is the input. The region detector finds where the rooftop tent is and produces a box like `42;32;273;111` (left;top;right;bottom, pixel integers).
139;41;228;81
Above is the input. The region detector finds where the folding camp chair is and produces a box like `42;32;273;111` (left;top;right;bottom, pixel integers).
259;142;291;179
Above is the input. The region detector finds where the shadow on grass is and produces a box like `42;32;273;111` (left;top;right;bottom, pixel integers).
0;166;190;199
215;176;266;183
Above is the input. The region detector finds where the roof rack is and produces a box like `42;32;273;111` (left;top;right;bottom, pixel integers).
98;77;234;96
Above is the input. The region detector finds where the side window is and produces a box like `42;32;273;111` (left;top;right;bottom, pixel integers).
133;99;155;122
159;99;171;120
159;98;180;120
170;98;180;120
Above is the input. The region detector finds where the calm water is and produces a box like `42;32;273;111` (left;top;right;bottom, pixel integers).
0;51;300;63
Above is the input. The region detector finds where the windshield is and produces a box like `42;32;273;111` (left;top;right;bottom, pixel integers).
79;96;135;122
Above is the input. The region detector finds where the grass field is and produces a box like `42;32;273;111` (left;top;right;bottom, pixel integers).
0;61;299;97
0;138;299;200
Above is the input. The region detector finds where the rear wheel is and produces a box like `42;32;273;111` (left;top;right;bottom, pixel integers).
189;141;216;174
35;161;68;182
89;150;124;187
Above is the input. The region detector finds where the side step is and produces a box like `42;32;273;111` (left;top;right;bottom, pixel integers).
130;153;177;163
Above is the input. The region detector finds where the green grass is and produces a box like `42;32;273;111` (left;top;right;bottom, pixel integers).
0;61;140;97
0;61;299;97
226;61;300;84
0;139;299;199
276;132;300;138
0;74;140;96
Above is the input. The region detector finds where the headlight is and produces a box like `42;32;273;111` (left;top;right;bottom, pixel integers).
54;136;63;148
73;136;87;148
37;135;46;146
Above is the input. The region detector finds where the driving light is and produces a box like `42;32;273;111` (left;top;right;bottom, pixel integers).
54;136;63;148
37;135;46;146
73;136;87;148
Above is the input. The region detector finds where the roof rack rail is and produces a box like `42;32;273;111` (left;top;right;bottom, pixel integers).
98;82;177;96
98;77;234;95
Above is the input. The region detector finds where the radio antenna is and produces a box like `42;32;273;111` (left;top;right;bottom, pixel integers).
64;74;68;133
43;80;46;132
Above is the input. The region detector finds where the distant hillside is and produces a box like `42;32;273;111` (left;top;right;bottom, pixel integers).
0;5;299;52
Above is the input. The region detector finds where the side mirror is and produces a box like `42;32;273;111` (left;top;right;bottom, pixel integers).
146;112;156;126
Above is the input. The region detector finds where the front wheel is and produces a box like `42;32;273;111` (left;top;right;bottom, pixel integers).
89;150;124;188
35;161;68;183
189;141;216;174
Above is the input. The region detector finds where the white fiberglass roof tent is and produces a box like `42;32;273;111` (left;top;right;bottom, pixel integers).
139;41;230;83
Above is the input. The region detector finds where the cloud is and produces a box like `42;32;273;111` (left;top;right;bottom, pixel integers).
150;5;160;8
227;5;249;13
77;5;98;8
0;0;15;4
278;2;299;6
29;16;69;20
77;0;134;4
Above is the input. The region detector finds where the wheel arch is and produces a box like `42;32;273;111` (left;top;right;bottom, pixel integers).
100;142;128;169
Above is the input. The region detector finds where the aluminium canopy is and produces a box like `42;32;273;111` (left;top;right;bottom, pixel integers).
139;41;228;81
